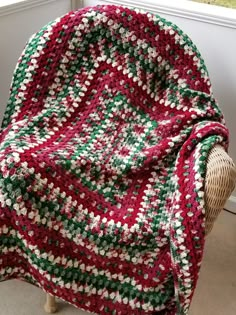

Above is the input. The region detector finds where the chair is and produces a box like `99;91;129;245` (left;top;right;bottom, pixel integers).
0;5;236;315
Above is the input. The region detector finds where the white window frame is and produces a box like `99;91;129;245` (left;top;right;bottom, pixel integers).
0;0;84;17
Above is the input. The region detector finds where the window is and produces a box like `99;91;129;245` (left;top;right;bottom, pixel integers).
191;0;236;9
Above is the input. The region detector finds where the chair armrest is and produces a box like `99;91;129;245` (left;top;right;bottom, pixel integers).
205;145;236;235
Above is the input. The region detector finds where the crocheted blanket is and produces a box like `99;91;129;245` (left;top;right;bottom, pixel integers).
0;5;228;315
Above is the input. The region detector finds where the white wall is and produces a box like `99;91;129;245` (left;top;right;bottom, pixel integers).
0;0;72;123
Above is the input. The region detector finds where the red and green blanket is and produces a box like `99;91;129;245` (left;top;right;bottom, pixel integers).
0;5;228;315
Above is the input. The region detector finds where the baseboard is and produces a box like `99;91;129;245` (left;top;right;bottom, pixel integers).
225;195;236;214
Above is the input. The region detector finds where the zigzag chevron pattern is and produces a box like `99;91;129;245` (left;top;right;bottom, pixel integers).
0;5;228;315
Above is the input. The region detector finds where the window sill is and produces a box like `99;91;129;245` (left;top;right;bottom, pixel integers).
0;0;60;17
0;0;26;8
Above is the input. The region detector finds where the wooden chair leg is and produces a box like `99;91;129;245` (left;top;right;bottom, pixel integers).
44;293;57;313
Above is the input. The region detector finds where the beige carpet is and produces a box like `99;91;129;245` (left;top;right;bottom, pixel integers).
0;210;235;315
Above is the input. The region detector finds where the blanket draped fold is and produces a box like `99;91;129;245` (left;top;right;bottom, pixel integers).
0;5;228;315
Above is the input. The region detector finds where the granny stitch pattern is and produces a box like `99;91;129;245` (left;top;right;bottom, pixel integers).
0;5;228;315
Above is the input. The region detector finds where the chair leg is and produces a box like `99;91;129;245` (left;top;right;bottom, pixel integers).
44;293;57;313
